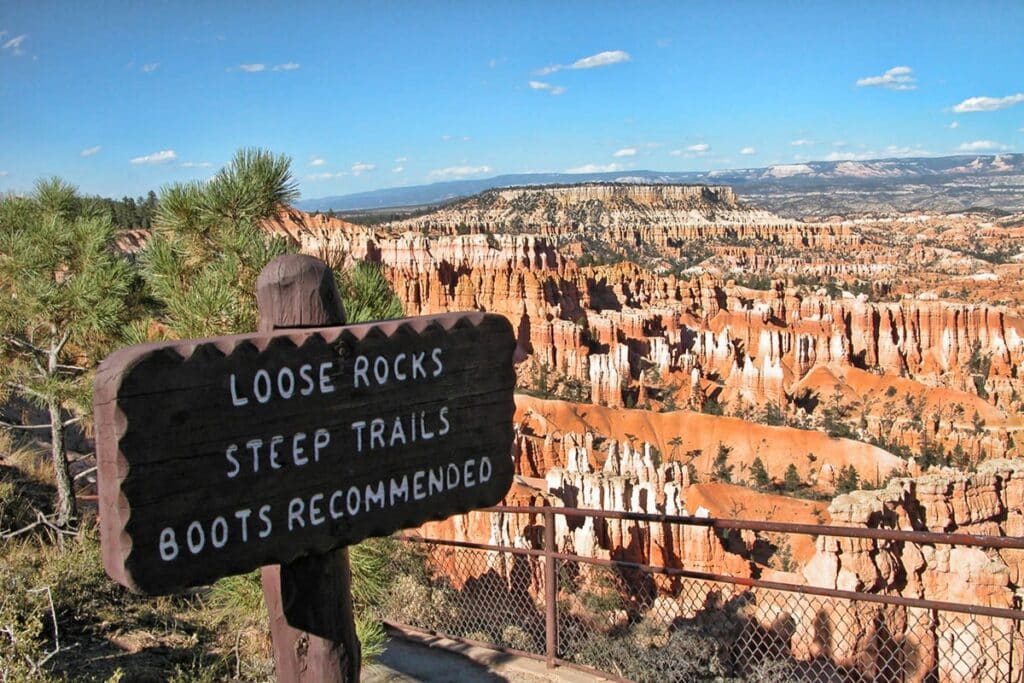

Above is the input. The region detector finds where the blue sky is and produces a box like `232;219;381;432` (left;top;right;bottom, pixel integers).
1;1;1022;199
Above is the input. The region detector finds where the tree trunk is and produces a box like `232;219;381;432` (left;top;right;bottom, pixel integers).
49;398;76;527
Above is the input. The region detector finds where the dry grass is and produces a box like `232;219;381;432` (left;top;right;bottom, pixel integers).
1;431;392;681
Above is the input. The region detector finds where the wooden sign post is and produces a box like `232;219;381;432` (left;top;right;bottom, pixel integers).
95;254;517;681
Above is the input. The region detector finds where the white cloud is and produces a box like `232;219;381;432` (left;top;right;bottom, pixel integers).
0;170;8;177
307;172;343;181
428;165;492;179
669;143;710;158
273;62;300;71
564;162;623;173
824;145;929;161
883;145;926;156
80;146;102;157
537;49;630;75
833;141;847;147
141;62;160;73
613;147;637;158
350;162;375;175
958;140;1008;152
181;161;212;168
791;139;813;146
392;166;404;173
740;147;756;155
952;93;1024;113
310;158;326;167
528;80;566;95
130;149;177;165
2;33;27;56
237;63;266;73
395;156;408;163
824;150;875;161
856;65;917;91
948;121;959;129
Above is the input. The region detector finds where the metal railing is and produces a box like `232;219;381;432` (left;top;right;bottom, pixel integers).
379;505;1024;682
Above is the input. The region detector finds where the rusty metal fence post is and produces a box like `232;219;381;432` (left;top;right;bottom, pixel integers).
544;507;558;668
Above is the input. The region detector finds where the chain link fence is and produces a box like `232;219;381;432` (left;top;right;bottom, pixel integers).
379;508;1024;682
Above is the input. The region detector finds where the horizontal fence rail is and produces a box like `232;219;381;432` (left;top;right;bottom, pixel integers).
379;505;1024;682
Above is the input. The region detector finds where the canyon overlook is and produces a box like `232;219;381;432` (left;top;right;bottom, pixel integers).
262;184;1024;679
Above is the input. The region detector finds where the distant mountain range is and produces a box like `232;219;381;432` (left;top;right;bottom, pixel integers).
296;153;1024;217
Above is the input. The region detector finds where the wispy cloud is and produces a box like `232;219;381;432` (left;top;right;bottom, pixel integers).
824;145;929;161
948;121;959;129
833;141;847;148
2;33;27;57
564;162;623;173
537;50;630;75
395;156;408;163
856;66;917;91
181;161;212;168
310;158;326;167
273;62;300;71
823;150;875;161
958;140;1008;152
0;170;9;177
428;165;492;179
392;166;404;173
307;172;343;181
528;80;566;95
791;139;813;147
613;147;637;158
670;143;710;158
130;149;177;165
740;147;756;155
80;146;102;157
236;63;266;73
350;162;375;175
141;62;160;73
951;93;1024;113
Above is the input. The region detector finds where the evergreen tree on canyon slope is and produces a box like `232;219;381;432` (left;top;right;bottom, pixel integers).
0;179;137;527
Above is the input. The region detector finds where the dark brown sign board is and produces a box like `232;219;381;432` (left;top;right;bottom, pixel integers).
95;311;515;595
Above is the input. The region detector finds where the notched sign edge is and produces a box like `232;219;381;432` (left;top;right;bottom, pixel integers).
95;311;513;594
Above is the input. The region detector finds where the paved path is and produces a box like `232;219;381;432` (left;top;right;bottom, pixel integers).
362;629;610;683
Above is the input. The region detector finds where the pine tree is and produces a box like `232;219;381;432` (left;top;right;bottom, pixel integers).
0;178;137;526
750;457;770;489
140;148;298;338
783;464;802;492
836;464;860;494
712;442;734;483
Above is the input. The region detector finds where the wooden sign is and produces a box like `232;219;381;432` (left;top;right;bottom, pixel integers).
95;312;516;595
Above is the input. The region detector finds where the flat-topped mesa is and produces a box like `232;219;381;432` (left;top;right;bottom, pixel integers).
386;183;794;236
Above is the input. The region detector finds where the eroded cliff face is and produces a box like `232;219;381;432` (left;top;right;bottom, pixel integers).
423;403;1024;683
275;185;1024;680
281;187;1022;463
359;233;1021;460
